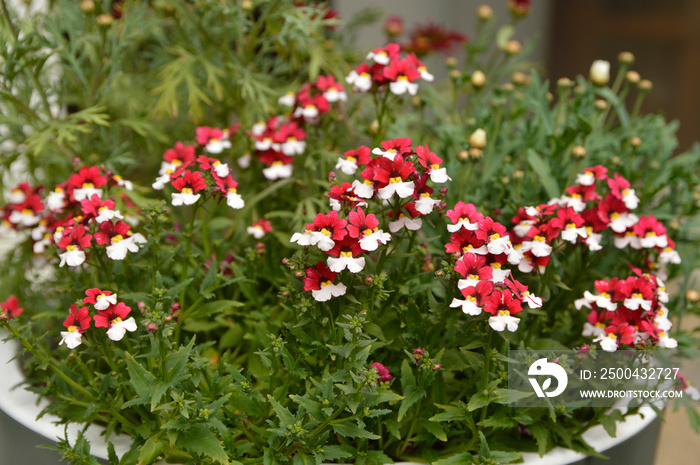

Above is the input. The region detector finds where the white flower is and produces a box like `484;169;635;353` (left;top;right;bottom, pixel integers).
171;191;200;206
72;187;103;202
576;172;596;186
685;384;700;401
589;60;610;86
309;231;336;252
658;247;681;265
281;139;306;156
238;153;252;168
614;232;637;249
323;89;347;102
8;189;26;204
255;137;274;151
486;235;512;255
346;70;372;92
489;265;511;285
352;180;375;199
574;297;592;310
335;157;358;175
521;291;543;309
428;167;450;184
640;233;667;249
46;189;66;211
106;235;142;260
582;322;606;338
327;255;365;273
8;209;41;227
378;180;414;200
389;79;418;96
389;215;422;233
418;66;434;82
312;282;347;302
623;294;652;312
152;172;173;190
506;244;524;265
489;312;520;332
457;277;480;290
450;297;482;316
251;121;266;136
278;92;296;107
159;161;180;176
359;230;391;252
622;188;640;210
59;248;86;267
367;50;390;65
560;195;586;213
95;207;123;224
415;195;440;215
561;224;588;243
372;147;399;160
594;333;619;352
205;139;232;154
656;332;677;349
468;128;487;149
106;317;137;341
609;212;638;233
522;238;552;257
212;161;230;177
584;290;618;311
59;328;83;349
447;219;479;233
113;176;133;191
290;229;314;246
226;190;245;209
262;162;293;180
247;226;266;239
93;293;118;311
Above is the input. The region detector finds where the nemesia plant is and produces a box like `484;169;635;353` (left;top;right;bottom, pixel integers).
1;2;700;465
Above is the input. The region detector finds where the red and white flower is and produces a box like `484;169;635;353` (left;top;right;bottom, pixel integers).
347;208;390;252
388;202;422;232
171;170;206;206
303;261;347;302
483;289;523;332
94;302;137;341
505;277;543;309
454;253;492;290
262;161;294;180
366;43;400;65
374;155;416;200
372;138;412;161
450;280;494;316
247;219;272;239
84;288;118;311
336;146;371;175
476;217;512;255
160;142;196;175
94;220;145;260
309;211;348;252
608;173;639;210
416;144;450;183
326;237;366;273
57;224;92;267
59;304;91;349
0;295;24;320
445;202;483;232
384;58;420;96
81;194;123;224
196;126;233;154
69;166;108;201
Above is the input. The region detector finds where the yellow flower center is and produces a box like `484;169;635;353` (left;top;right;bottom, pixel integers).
364;179;373;185
566;223;576;229
113;175;123;181
610;212;620;219
97;293;106;300
498;310;510;316
112;317;122;324
99;206;109;212
466;296;477;302
172;160;183;166
68;325;78;332
646;232;656;237
462;245;472;251
492;263;501;269
181;187;193;194
622;188;630;196
55;187;64;193
571;193;581;199
534;235;545;242
468;274;479;280
213;160;221;166
347;156;356;162
398;75;408;81
363;228;373;236
595;322;606;328
360;72;371;78
420;192;430;197
389;176;402;184
272;161;283;166
22;208;33;215
66;245;77;251
658;331;666;337
82;183;94;188
608;333;617;340
601;292;611;299
321;280;332;287
112;235;124;243
228;187;237;193
321;228;331;236
632;293;643;299
340;251;353;257
430;164;440;170
288;137;297;142
490;233;500;240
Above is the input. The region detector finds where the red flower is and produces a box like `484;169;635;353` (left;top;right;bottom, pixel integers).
483;289;523;316
445;202;484;232
172;170;207;193
460;280;495;306
404;22;466;56
63;304;91;332
371;362;393;382
347;208;380;238
454;253;492;280
383;57;420;82
57;224;92;250
0;295;24;320
343;146;372;166
303;261;339;292
445;229;486;254
68;166;108;190
80;194;116;218
93;302;132;328
163;142;196;166
312;211;348;242
94;220;130;245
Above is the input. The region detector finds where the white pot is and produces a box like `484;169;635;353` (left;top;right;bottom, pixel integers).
0;337;659;465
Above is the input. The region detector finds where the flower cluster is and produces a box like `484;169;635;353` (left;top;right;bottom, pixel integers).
0;166;145;267
59;288;138;349
508;166;680;276
153;137;245;210
403;22;467;56
278;74;347;123
445;202;542;332
292;139;449;301
345;43;434;96
576;267;676;352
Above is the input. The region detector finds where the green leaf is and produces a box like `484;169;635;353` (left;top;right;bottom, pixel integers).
384;418;401;439
467;392;490;412
138;437;163;465
529;423;551;457
322;445;353;461
268;395;295;427
526;149;560;199
420;419;447;441
292;452;316;465
331;421;380;439
492;389;533;405
434;452;473;465
179;424;229;464
124;353;155;399
478;431;490;458
164;278;193;299
398;385;426;421
400;359;416;387
599;409;624;437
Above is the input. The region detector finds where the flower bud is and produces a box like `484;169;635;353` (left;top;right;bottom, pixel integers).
513;170;524;180
365;276;373;284
170;302;181;313
574;85;585;95
626;70;640;84
146;323;158;333
629;136;641;147
413;348;424;362
594;99;608;110
422;261;435;272
611;155;621;165
512;71;527;86
686;289;700;303
589;60;610;86
241;0;253;10
469;148;483;160
618;51;635;65
384;15;404;37
507;0;530;17
457;149;469;160
432;364;442;371
477;4;493;20
469;128;487;149
96;13;114;27
445;56;458;68
572;145;587;159
411;95;422;106
138;301;146;311
501;176;509;184
505;40;522;55
295;270;304;277
650;160;660;169
669;220;680;230
328;171;337;183
471;70;486;88
256;242;266;254
80;0;95;12
369;119;379;134
557;77;572;88
449;69;462;80
639;79;653;91
282;258;290;266
439;186;448;195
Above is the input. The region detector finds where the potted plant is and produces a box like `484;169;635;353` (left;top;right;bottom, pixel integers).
1;1;699;464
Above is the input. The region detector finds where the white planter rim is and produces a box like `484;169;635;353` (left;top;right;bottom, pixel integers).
0;336;659;464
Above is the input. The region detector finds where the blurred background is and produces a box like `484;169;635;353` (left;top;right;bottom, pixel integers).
332;0;700;463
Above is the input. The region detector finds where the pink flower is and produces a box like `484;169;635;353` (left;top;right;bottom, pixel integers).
445;202;483;232
94;302;138;341
309;211;348;252
371;362;393;383
303;261;347;302
0;295;24;320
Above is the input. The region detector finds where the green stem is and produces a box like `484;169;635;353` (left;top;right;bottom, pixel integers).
0;0;17;38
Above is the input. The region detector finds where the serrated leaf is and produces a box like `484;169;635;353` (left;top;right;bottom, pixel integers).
138;437;163;465
398;385;426;421
331;421;380;439
434;453;473;465
467;392;490;412
420;419;447;441
179;424;229;464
